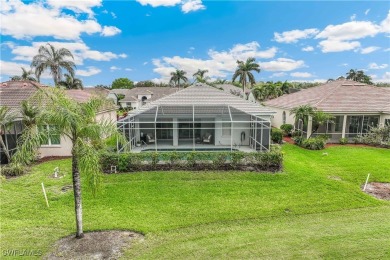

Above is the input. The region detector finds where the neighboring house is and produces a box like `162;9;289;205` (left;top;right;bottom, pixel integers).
216;84;257;103
264;80;390;141
0;81;116;163
110;87;179;110
118;83;275;152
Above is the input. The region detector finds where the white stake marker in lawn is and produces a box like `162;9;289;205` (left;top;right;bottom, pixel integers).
363;173;370;191
41;182;49;208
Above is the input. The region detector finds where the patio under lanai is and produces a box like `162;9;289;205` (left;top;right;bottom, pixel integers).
118;84;275;152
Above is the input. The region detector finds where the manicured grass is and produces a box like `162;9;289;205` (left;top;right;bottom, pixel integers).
1;144;389;259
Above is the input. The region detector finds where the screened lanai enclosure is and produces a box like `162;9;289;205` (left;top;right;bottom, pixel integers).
118;104;271;152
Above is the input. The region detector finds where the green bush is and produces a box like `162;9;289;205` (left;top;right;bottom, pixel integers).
100;150;283;173
271;128;283;144
292;136;304;145
291;130;302;137
339;137;348;145
280;124;293;136
0;164;26;177
300;136;327;150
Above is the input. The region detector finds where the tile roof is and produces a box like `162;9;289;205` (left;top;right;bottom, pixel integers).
134;83;274;116
264;80;390;114
110;87;180;102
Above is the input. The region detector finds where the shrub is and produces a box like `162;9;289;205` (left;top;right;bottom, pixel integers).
339;137;348;145
292;136;304;145
100;150;283;172
300;136;327;150
0;164;26;177
271;128;283;144
280;124;293;136
291;130;302;137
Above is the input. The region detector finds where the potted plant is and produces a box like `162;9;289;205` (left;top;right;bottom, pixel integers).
136;141;141;147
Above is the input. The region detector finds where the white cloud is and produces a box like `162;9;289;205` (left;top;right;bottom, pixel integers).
373;72;390;83
318;40;361;53
368;63;388;70
270;72;287;78
181;0;205;13
260;58;305;72
0;0;120;40
111;12;117;19
101;26;121;37
125;68;133;71
384;48;390;52
365;9;370;15
10;41;127;66
316;21;380;41
360;46;380;54
136;0;205;13
47;0;102;15
143;62;148;65
339;63;349;67
380;11;390;33
290;72;313;78
350;14;356;21
274;28;319;43
0;60;31;77
152;42;279;81
302;46;314;52
76;66;101;76
136;0;182;7
110;66;121;71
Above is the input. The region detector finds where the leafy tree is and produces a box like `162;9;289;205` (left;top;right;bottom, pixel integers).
10;67;37;81
170;69;188;88
281;81;292;94
193;69;209;83
252;81;283;101
95;84;111;90
31;43;75;85
11;89;122;238
213;79;228;84
58;74;83;89
232;57;260;94
0;106;16;163
111;78;134;89
346;69;373;84
311;111;334;137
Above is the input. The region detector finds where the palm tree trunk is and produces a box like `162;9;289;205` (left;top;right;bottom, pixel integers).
71;149;84;239
0;135;11;163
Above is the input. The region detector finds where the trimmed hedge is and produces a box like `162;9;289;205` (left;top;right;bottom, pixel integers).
280;124;293;136
293;135;328;150
271;128;283;144
101;150;283;173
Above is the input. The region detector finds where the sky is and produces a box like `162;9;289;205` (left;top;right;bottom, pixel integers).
0;0;389;87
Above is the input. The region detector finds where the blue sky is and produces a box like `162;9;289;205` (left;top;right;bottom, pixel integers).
1;0;389;87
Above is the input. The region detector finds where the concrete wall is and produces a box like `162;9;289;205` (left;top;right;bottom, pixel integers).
380;114;390;126
38;109;117;158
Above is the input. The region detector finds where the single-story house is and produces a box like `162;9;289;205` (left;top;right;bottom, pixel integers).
110;87;179;110
264;80;390;141
0;81;117;163
118;83;275;152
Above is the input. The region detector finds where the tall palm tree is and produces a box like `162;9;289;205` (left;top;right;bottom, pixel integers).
193;69;209;83
10;67;37;82
170;69;188;88
232;57;260;96
58;74;84;89
12;89;122;238
346;69;373;84
0;106;16;163
31;43;75;85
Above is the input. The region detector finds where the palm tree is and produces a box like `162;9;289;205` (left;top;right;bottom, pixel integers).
10;67;37;81
58;74;84;89
31;43;75;85
12;89;122;238
232;57;260;95
170;69;188;88
193;69;209;83
290;105;316;133
0;106;16;163
311;111;334;137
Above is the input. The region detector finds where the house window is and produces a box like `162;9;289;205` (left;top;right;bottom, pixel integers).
282;111;286;124
385;119;390;126
222;122;231;136
41;125;60;146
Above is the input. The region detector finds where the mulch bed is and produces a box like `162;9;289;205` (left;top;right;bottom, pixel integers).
45;231;143;260
37;156;71;164
283;137;374;148
362;182;390;200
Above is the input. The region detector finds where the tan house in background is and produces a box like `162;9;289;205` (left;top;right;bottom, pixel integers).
264;80;390;142
0;81;116;163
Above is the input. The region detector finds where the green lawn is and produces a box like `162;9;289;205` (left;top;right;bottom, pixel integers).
1;144;389;259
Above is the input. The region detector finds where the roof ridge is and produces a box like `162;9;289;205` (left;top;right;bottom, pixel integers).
312;82;341;107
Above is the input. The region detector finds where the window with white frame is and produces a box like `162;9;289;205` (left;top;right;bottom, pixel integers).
385;119;390;126
41;125;61;146
222;122;231;136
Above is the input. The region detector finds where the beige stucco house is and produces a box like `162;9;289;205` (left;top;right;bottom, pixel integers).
264;80;390;142
0;81;116;163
